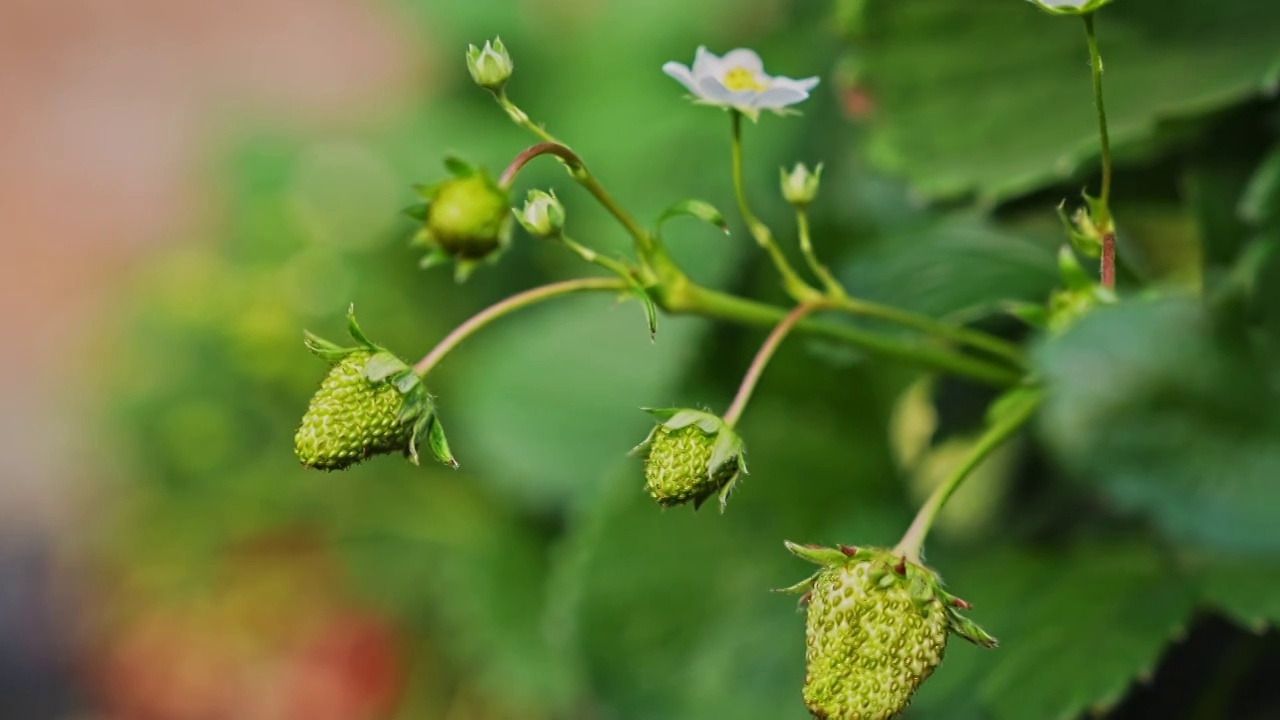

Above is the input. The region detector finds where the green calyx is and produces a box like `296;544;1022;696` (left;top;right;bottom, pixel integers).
780;542;996;720
409;157;512;282
294;306;457;470
631;408;746;512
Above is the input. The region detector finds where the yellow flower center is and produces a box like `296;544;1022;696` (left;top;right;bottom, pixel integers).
722;67;766;92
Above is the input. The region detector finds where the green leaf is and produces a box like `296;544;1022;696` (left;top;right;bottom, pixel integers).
838;213;1058;321
655;199;730;236
856;0;1280;201
363;351;409;382
1194;557;1280;633
1240;143;1280;227
1035;297;1280;555
302;330;349;361
426;414;457;468
913;541;1196;720
345;304;375;348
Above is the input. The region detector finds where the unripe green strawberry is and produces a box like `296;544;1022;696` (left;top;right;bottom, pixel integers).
408;158;512;282
631;408;746;512
295;350;412;470
780;543;996;720
295;307;457;471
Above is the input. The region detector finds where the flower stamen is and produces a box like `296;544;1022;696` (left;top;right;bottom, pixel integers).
723;67;766;92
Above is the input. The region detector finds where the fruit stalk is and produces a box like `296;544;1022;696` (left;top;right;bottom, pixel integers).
894;390;1041;564
413;277;628;376
722;301;827;426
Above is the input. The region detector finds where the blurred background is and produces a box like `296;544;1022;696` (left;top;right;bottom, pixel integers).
2;0;1279;718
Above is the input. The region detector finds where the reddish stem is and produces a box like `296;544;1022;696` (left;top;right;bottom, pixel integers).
1101;232;1116;289
499;142;584;188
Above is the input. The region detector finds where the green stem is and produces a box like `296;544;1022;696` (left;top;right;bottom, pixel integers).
413;277;627;376
795;208;846;298
894;390;1040;563
558;234;636;280
730;111;821;303
722;302;827;426
664;281;1024;387
495;97;654;255
1083;13;1113;225
833;297;1025;368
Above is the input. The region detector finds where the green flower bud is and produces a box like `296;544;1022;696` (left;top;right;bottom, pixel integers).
780;162;822;207
295;308;457;470
1025;0;1113;15
515;189;565;239
780;543;996;720
466;38;513;91
631;408;746;512
411;158;512;282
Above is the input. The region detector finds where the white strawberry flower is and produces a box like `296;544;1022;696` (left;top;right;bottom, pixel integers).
662;46;819;119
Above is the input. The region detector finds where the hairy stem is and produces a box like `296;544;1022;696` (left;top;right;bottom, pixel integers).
730;111;821;302
1083;12;1116;289
413;277;627;376
895;390;1041;563
723;302;828;426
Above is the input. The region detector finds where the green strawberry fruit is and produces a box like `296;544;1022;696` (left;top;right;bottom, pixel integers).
780;543;996;719
295;307;457;471
632;408;745;511
295;350;412;470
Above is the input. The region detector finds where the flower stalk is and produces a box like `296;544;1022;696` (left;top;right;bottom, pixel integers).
731;111;822;303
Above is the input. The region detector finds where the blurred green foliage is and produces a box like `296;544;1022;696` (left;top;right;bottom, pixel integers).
92;0;1280;718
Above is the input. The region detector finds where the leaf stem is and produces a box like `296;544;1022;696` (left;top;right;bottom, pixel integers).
413;277;628;376
723;302;828;426
894;390;1041;563
730;111;822;303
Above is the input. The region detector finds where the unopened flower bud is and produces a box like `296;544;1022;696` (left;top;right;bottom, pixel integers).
515;189;565;239
780;162;822;206
466;38;513;91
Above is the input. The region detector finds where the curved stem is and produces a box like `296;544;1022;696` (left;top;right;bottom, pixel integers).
664;282;1024;387
413;277;627;376
495;97;653;255
833;297;1025;368
730;111;821;302
795;209;846;298
723;302;827;427
894;390;1041;563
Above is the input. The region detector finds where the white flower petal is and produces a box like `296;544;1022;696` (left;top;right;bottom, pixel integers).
751;85;810;110
692;46;723;82
773;75;820;94
662;61;700;95
697;75;757;108
717;48;764;75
